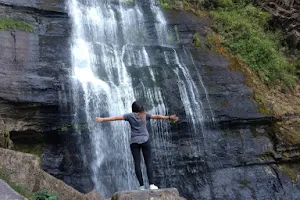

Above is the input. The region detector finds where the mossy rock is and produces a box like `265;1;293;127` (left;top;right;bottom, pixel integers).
0;18;33;32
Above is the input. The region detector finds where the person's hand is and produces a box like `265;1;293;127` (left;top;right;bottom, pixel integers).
169;115;179;121
96;117;104;122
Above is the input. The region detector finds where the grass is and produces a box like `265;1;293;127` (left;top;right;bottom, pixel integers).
192;32;203;47
0;18;33;32
275;118;300;145
159;0;171;9
210;3;298;87
158;0;206;16
33;190;57;200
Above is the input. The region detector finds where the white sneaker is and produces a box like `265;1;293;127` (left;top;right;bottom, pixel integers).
149;184;158;190
139;185;145;190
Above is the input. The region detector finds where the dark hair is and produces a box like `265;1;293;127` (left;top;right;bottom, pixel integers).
132;101;145;113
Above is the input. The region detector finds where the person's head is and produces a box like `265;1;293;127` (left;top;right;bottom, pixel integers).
132;101;145;113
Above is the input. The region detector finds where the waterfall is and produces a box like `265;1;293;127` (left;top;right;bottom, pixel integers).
67;0;213;198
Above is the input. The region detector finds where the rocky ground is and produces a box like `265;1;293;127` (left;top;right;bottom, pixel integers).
0;179;26;200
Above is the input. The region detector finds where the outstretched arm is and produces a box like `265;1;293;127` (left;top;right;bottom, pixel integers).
151;114;179;121
96;116;124;123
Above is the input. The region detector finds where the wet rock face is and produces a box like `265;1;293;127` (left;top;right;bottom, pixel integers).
148;9;300;200
0;0;65;12
0;1;71;134
0;0;92;192
254;0;300;50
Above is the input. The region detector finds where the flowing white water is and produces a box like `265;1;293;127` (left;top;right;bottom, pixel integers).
68;0;213;198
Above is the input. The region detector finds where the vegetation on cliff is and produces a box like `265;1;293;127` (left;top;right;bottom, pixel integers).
160;0;299;87
159;0;300;183
210;4;297;87
0;18;33;32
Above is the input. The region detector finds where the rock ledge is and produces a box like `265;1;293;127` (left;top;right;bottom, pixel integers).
111;188;186;200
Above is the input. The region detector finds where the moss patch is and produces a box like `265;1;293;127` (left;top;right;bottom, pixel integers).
275;118;300;145
13;144;43;157
278;164;300;183
33;190;57;200
2;131;10;148
159;0;207;17
239;179;251;187
0;18;33;32
257;151;274;161
160;0;171;9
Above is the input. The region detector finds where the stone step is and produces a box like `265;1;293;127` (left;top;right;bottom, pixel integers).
111;188;186;200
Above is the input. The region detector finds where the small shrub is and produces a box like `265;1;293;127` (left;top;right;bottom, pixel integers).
202;0;251;9
159;0;171;9
192;32;203;47
33;190;57;200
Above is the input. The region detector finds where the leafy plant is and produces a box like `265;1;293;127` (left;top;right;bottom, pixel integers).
192;32;203;47
159;0;171;9
33;190;57;200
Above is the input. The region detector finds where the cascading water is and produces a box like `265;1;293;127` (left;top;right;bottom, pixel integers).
67;0;214;198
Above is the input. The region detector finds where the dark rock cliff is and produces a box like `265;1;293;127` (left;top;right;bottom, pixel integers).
0;0;71;139
0;0;89;191
148;9;300;200
0;1;300;200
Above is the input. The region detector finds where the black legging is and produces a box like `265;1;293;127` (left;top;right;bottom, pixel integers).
130;140;154;186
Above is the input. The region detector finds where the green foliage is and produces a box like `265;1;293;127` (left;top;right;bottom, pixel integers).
0;18;33;32
159;0;171;9
211;4;297;86
192;32;203;47
202;0;252;9
33;190;57;200
293;53;300;77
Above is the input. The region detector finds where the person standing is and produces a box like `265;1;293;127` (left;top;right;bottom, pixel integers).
96;101;179;190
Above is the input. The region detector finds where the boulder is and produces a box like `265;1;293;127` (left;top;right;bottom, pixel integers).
0;147;104;200
111;188;186;200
